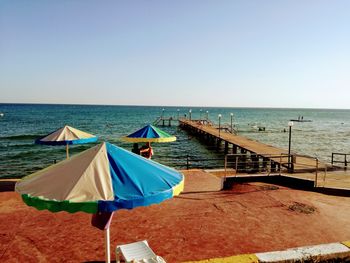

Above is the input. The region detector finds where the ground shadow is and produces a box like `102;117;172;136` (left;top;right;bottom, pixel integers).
0;180;16;192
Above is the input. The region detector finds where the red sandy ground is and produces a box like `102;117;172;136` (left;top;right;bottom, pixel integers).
1;170;350;263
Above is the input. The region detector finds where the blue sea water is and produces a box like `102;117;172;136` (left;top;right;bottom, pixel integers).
0;103;349;179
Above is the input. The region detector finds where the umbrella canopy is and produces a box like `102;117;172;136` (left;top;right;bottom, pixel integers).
35;125;98;158
15;142;184;214
35;125;98;146
122;124;176;143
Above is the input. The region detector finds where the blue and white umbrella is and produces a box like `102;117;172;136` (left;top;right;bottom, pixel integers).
16;142;184;262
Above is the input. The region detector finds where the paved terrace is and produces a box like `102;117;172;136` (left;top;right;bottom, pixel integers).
1;170;350;262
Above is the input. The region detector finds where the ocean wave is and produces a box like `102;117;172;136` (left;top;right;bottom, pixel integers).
2;143;37;149
0;134;42;140
7;151;41;159
239;130;281;134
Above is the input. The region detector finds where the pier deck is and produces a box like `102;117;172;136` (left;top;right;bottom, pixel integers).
179;119;328;171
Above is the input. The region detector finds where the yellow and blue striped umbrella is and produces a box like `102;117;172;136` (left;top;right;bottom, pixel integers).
123;124;176;143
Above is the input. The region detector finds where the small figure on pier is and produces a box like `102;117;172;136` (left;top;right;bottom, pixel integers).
131;143;140;155
140;142;154;159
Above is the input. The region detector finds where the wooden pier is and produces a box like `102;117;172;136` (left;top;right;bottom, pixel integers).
153;116;176;126
179;118;328;173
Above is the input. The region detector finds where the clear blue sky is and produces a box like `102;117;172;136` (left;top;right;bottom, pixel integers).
1;0;350;108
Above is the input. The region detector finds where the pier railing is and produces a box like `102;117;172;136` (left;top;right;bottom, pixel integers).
331;153;349;168
224;153;285;176
155;154;225;170
155;152;322;179
223;153;325;187
154;149;327;187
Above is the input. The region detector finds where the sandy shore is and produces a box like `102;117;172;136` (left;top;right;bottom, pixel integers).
1;170;350;262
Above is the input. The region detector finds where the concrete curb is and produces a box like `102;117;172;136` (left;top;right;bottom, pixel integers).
256;242;350;262
184;241;350;263
184;254;258;263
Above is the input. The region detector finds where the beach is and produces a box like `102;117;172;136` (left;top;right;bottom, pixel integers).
2;0;350;261
1;170;350;262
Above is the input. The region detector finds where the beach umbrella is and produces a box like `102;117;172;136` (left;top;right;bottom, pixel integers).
15;142;184;263
35;125;98;159
122;124;176;143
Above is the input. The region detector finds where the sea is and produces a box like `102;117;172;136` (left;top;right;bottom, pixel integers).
1;103;349;179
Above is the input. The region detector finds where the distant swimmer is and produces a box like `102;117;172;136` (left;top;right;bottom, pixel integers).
0;113;4;117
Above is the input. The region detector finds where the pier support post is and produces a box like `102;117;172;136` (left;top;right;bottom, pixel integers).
206;134;210;142
251;154;259;173
263;157;269;173
231;145;238;168
232;145;237;154
208;135;213;145
216;139;222;151
240;148;247;172
271;161;277;172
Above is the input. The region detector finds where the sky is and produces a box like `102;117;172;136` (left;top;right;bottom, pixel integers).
1;0;350;108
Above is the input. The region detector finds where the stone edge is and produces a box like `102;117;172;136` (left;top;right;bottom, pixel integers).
183;241;350;263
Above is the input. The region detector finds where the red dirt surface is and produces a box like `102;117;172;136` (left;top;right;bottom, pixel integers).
1;170;350;262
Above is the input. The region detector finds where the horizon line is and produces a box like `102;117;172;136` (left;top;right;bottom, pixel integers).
1;102;350;111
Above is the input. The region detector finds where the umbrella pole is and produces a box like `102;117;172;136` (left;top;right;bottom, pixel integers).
66;144;69;159
105;227;110;263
